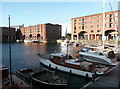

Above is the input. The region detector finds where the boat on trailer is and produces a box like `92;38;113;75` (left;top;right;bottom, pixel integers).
38;53;114;78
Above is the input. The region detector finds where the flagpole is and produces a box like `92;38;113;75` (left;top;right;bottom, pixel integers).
8;15;12;85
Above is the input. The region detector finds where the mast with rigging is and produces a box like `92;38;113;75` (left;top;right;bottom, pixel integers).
102;0;105;50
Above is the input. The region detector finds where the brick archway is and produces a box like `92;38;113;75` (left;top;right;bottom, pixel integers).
78;31;87;40
37;34;40;39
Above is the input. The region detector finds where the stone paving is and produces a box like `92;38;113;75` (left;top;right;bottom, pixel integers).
82;62;120;89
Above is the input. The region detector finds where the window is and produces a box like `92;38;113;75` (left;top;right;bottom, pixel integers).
85;18;88;20
82;26;84;30
97;30;101;32
91;25;94;28
105;19;108;22
91;21;94;23
110;23;113;28
74;31;76;33
91;17;94;19
85;26;87;28
91;30;94;33
74;27;76;30
110;14;113;18
105;15;108;17
79;18;82;21
115;13;118;16
115;17;118;21
74;20;76;25
82;22;84;24
110;18;113;22
97;20;101;23
105;24;108;27
97;25;100;27
97;16;101;18
82;18;84;21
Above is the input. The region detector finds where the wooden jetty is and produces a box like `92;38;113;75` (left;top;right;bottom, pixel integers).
12;74;31;89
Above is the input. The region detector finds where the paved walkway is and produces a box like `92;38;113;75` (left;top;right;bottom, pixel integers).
82;62;119;89
12;74;30;89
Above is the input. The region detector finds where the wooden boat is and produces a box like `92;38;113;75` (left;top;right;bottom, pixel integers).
16;68;37;84
32;69;68;89
16;68;37;76
38;53;113;78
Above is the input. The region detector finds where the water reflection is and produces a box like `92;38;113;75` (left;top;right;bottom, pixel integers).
2;43;79;72
2;43;91;89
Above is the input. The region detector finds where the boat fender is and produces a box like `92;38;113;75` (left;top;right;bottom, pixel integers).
69;70;72;74
55;67;58;70
49;64;51;67
85;73;89;78
92;73;96;82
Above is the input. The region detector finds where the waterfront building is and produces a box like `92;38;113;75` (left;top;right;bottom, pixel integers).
71;10;120;41
0;27;16;42
20;23;61;42
11;24;24;40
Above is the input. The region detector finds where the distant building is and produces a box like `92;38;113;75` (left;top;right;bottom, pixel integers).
11;24;24;31
11;24;24;40
71;10;120;41
0;27;16;42
20;23;61;42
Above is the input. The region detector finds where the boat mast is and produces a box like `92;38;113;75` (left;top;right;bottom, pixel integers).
66;26;69;56
8;15;12;85
66;44;68;56
65;26;67;39
102;0;105;50
108;1;119;48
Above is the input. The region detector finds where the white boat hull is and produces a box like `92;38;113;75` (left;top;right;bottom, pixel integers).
39;57;94;78
79;52;113;65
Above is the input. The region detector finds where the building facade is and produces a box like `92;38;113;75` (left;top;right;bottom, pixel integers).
20;23;61;42
11;24;24;40
71;10;120;41
0;27;16;42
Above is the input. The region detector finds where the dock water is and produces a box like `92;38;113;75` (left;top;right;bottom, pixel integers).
82;62;120;89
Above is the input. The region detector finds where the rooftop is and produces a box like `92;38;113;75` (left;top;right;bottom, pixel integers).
71;10;120;20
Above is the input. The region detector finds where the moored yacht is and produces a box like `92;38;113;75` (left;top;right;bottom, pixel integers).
61;39;69;46
78;47;118;66
38;53;113;78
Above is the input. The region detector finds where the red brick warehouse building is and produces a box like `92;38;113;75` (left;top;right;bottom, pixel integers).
71;10;120;41
0;27;16;42
20;23;62;42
